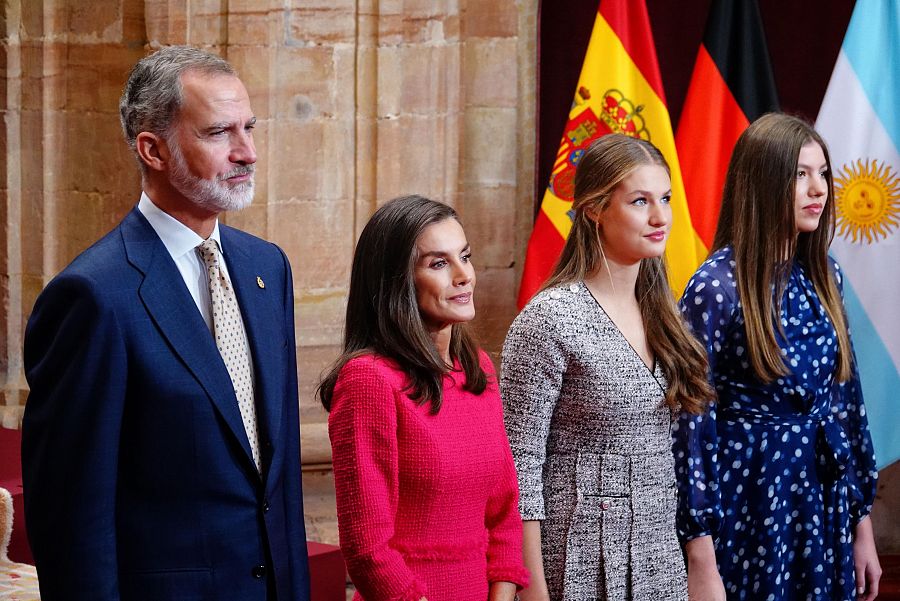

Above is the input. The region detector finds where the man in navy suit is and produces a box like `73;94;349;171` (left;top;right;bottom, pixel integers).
21;46;311;601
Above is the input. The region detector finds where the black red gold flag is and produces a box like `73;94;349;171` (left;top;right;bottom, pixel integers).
675;0;779;253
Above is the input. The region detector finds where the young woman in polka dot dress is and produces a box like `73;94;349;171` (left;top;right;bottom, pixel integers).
674;113;881;601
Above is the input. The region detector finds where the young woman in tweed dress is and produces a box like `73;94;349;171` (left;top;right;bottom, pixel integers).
502;134;713;600
319;195;528;601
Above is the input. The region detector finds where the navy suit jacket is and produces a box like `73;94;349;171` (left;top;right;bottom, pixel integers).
22;208;311;601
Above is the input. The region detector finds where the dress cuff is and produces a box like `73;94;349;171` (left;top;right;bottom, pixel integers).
850;501;874;526
488;565;530;591
678;528;712;545
394;577;427;601
517;492;545;521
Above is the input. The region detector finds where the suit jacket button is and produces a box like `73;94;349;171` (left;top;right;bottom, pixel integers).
262;500;270;513
252;565;267;579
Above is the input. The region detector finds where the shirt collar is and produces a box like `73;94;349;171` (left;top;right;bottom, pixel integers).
137;191;223;258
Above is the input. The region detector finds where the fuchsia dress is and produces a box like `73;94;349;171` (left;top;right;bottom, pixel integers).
329;351;528;601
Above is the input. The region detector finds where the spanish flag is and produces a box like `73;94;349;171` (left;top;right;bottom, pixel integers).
517;0;704;308
675;0;778;252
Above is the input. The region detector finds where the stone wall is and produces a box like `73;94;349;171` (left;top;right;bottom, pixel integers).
0;0;537;545
1;1;147;428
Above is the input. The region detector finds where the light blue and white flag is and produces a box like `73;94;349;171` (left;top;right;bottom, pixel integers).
816;0;900;468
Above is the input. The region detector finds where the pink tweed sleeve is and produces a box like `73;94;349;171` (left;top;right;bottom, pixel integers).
328;356;426;601
481;354;530;590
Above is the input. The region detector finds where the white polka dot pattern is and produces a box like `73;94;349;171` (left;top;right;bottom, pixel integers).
673;246;878;600
198;239;261;472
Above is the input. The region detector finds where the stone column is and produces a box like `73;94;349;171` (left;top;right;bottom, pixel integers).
0;0;27;427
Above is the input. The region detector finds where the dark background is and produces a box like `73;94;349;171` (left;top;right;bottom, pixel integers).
537;0;856;210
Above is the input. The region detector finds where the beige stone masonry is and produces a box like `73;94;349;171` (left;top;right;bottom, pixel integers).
0;0;538;544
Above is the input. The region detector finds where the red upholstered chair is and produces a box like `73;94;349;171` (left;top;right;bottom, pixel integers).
881;554;900;601
306;541;346;601
0;486;40;598
0;427;30;565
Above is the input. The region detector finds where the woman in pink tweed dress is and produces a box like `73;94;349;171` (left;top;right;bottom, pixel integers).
319;195;528;601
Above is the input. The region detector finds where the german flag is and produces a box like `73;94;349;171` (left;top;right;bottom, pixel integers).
675;0;779;253
517;0;705;309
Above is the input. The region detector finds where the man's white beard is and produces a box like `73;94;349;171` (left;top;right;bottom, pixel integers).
168;138;255;212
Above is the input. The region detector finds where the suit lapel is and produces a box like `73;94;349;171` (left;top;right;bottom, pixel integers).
121;209;260;476
220;228;286;481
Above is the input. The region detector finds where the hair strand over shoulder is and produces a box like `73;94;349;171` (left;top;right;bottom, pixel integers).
712;112;852;384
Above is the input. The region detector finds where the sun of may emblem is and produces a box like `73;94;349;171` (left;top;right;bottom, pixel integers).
834;158;900;244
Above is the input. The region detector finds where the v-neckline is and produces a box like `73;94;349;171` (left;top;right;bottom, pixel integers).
579;281;659;378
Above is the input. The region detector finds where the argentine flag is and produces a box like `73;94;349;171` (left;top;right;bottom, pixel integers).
816;0;900;468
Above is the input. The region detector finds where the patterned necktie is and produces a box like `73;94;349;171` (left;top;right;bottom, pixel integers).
197;239;261;472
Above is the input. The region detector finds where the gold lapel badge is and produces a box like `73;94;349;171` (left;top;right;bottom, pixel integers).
256;276;265;289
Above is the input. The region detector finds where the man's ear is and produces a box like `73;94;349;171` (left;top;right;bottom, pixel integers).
135;132;169;172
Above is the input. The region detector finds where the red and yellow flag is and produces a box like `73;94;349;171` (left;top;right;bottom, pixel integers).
517;0;705;308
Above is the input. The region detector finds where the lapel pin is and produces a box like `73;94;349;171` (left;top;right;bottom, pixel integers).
256;276;265;289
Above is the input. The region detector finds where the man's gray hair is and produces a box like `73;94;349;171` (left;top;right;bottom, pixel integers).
119;46;236;158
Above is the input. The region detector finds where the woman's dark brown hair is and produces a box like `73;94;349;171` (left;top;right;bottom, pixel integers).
545;134;714;414
318;195;487;413
712;112;852;383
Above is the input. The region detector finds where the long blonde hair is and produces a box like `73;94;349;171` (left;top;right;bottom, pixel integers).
545;134;713;414
712;113;852;383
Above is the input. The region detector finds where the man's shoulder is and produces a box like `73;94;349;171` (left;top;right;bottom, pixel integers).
220;224;290;275
57;218;134;282
31;216;141;319
220;224;283;254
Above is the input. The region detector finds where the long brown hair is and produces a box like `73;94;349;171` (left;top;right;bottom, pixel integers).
317;195;487;413
712;112;852;383
545;134;713;414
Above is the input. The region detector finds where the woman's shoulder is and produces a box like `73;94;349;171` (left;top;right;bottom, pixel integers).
337;353;407;392
683;248;737;296
698;247;735;277
826;254;845;287
515;282;590;325
528;281;586;303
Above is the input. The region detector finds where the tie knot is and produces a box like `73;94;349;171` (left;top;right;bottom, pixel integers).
198;239;221;266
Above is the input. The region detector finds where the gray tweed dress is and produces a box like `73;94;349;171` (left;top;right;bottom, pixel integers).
501;282;687;600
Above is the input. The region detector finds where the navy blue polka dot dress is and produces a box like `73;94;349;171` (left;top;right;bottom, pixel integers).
674;247;878;601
